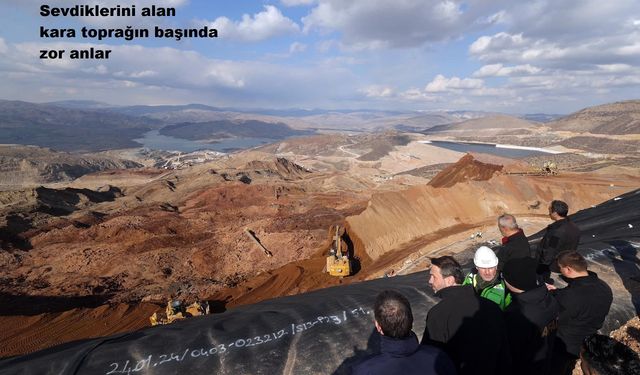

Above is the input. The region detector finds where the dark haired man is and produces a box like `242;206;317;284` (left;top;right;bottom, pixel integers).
422;256;510;375
580;334;640;375
537;200;581;279
352;290;456;375
502;257;559;375
549;251;613;375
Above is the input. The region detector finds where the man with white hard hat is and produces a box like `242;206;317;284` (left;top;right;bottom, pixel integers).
463;246;511;310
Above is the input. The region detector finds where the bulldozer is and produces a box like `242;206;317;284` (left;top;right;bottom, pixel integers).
150;299;210;326
326;225;351;277
542;161;558;175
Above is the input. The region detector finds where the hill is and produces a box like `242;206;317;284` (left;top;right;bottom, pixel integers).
0;145;143;188
548;100;640;134
0;100;158;152
159;119;314;140
426;114;538;134
1;189;638;373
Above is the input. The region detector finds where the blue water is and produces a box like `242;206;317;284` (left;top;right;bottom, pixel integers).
428;141;549;159
134;130;277;153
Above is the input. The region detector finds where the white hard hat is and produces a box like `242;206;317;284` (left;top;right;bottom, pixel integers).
474;246;498;268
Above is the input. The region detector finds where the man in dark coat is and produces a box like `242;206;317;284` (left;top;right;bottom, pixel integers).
502;257;559;375
421;256;511;375
495;213;532;271
537;200;581;277
352;290;456;375
550;251;613;375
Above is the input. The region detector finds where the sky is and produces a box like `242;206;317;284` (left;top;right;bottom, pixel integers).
0;0;639;114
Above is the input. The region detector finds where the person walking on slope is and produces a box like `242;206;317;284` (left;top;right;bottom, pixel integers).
422;256;511;375
537;200;580;280
463;246;511;310
495;213;532;271
352;290;456;375
548;251;613;375
502;257;559;375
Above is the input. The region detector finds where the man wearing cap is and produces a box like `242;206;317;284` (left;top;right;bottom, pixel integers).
463;246;511;310
495;214;532;271
502;257;560;375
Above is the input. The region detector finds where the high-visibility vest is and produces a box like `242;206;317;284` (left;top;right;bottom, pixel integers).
463;273;512;311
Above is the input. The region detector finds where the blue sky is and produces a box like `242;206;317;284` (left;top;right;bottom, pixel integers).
1;0;639;114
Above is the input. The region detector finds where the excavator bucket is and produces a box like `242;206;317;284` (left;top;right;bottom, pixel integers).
327;225;351;277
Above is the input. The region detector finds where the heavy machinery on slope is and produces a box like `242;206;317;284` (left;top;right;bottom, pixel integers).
326;225;351;277
150;300;210;326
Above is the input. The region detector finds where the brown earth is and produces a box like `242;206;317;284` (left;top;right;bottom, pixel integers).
0;147;639;359
427;154;503;188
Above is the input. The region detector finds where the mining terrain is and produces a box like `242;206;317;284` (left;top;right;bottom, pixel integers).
0;100;639;358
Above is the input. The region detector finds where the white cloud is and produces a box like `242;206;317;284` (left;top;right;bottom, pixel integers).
302;0;504;49
0;40;361;108
469;32;525;55
360;85;394;98
425;75;484;92
281;0;316;6
206;5;299;42
473;63;541;77
0;38;8;54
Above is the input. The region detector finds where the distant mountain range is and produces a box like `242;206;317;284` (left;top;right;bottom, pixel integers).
0;100;158;152
1;99;638;153
160;120;314;140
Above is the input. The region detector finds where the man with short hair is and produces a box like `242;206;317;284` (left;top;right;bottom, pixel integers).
463;246;511;310
422;256;511;375
495;214;531;271
549;250;613;375
580;334;640;375
352;290;456;375
537;200;581;277
502;257;559;375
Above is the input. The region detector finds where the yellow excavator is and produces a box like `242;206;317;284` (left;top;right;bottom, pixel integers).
326;225;351;277
150;300;210;326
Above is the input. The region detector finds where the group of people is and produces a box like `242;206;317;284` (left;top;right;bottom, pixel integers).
353;200;639;375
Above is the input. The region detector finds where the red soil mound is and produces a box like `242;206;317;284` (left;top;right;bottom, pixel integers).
428;153;503;188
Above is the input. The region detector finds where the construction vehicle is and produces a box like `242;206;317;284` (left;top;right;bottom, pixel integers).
542;161;558;175
326;225;351;277
150;300;210;326
506;161;559;176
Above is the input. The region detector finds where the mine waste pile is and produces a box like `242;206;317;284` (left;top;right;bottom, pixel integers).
0;189;639;374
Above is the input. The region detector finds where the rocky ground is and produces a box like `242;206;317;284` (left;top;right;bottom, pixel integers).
0;130;639;358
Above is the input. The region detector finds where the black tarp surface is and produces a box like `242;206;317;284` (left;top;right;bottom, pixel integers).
1;189;639;375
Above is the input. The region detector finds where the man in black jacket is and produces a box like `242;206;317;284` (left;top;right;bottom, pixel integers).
550;251;613;375
495;213;532;271
502;257;559;375
422;256;511;375
537;200;581;278
352;290;456;375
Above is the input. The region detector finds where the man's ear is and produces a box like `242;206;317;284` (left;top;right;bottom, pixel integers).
374;320;384;336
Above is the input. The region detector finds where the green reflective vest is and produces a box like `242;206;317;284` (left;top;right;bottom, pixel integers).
463;273;512;311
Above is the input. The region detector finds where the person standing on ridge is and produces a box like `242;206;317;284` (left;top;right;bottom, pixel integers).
536;200;580;281
495;213;532;271
463;246;511;310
